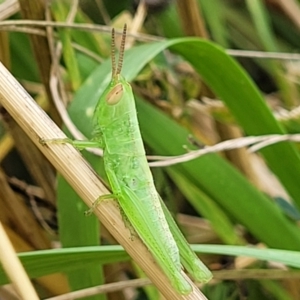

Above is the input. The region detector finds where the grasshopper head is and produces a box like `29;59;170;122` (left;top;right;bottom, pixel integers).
102;24;128;107
93;25;135;128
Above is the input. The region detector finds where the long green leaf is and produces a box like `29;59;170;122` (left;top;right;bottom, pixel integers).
1;245;299;285
69;38;300;250
0;246;129;285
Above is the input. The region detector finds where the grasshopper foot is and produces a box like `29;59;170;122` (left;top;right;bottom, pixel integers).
40;137;73;145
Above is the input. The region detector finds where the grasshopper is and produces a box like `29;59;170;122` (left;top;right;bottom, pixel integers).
43;24;212;294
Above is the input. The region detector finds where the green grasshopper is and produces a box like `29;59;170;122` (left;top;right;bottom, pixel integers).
44;25;212;294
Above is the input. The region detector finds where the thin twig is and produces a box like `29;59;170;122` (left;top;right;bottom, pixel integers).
0;20;163;42
45;278;152;300
226;49;300;60
1;20;300;60
44;268;300;300
148;134;300;167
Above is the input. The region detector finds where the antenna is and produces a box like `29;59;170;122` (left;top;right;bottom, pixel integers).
116;24;127;75
111;28;116;77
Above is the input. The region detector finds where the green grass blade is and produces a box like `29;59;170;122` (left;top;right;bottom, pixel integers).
51;0;82;90
69;38;300;250
2;244;299;285
191;245;300;268
246;0;278;52
0;246;129;285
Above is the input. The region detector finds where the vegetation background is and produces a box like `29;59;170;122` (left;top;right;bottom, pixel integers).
1;0;300;299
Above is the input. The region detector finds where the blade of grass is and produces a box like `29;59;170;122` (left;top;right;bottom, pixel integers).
1;244;300;285
245;0;296;107
0;246;129;285
69;38;300;249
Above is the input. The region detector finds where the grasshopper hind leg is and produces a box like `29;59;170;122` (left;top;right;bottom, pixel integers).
159;194;212;283
120;185;192;295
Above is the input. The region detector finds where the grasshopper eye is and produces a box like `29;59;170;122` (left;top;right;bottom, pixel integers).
106;83;123;105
